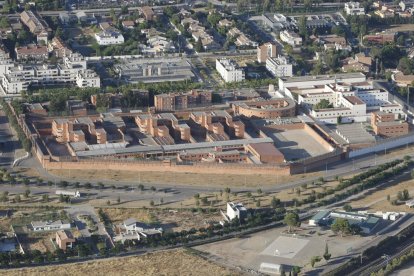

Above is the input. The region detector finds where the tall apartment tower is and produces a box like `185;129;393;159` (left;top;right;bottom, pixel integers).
257;42;277;63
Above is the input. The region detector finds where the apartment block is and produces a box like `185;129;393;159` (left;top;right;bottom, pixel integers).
371;111;409;138
280;30;302;46
216;58;245;83
2;53;100;94
95;30;124;45
266;56;293;77
257;42;277;63
154;90;212;112
15;45;48;61
344;2;365;15
20;10;50;43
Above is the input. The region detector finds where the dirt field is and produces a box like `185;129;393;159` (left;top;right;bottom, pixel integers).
6;249;239;276
47;169;321;188
101;208;222;232
384;24;414;32
349;178;414;212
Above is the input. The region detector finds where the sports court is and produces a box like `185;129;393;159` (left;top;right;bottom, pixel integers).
260;236;309;259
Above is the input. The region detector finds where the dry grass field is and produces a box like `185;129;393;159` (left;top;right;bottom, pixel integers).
6;249;239;276
47;169;321;188
101;208;222;232
349;178;414;212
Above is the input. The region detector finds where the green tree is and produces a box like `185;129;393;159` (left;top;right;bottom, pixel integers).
311;256;322;267
271;196;280;208
331;218;351;237
207;12;222;27
323;243;331;261
343;204;353;212
314;99;333;110
284;212;300;233
195;37;203;52
298;16;308;41
0;17;10;28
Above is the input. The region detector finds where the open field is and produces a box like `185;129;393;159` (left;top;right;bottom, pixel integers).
384;24;414;32
349;179;414;212
6;249;239;276
196;224;369;273
46;169;321;188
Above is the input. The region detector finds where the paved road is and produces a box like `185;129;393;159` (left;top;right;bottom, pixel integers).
14;146;414;204
0;112;17;168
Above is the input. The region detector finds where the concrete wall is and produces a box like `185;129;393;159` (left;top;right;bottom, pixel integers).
41;158;291;176
348;132;414;158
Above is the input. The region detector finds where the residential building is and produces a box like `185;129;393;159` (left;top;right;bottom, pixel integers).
20;10;50;44
228;27;257;48
48;37;72;58
257;42;277;63
392;72;414;87
0;49;13;77
140;6;155;21
95;30;124;45
122;20;135;29
363;33;395;44
371;111;409;137
344;2;365;15
280;30;302;46
55;230;76;250
2;53;100;94
317;35;351;52
266;56;293;77
216;58;245;83
342;53;372;73
218;19;233;28
224;202;247;221
31;220;71;232
154;90;212;111
76;70;100;88
15;45;48;61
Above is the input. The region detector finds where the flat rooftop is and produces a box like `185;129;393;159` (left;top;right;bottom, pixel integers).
280;72;365;83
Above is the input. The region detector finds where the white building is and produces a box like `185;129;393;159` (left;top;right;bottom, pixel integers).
122;218;163;235
32;220;71;232
225;202;247;221
278;72;366;95
76;69;100;88
266;56;293;77
280;30;302;47
344;2;365;15
0;50;13;77
1;53;100;94
216;58;245;83
297;81;400;124
95;30;124;45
